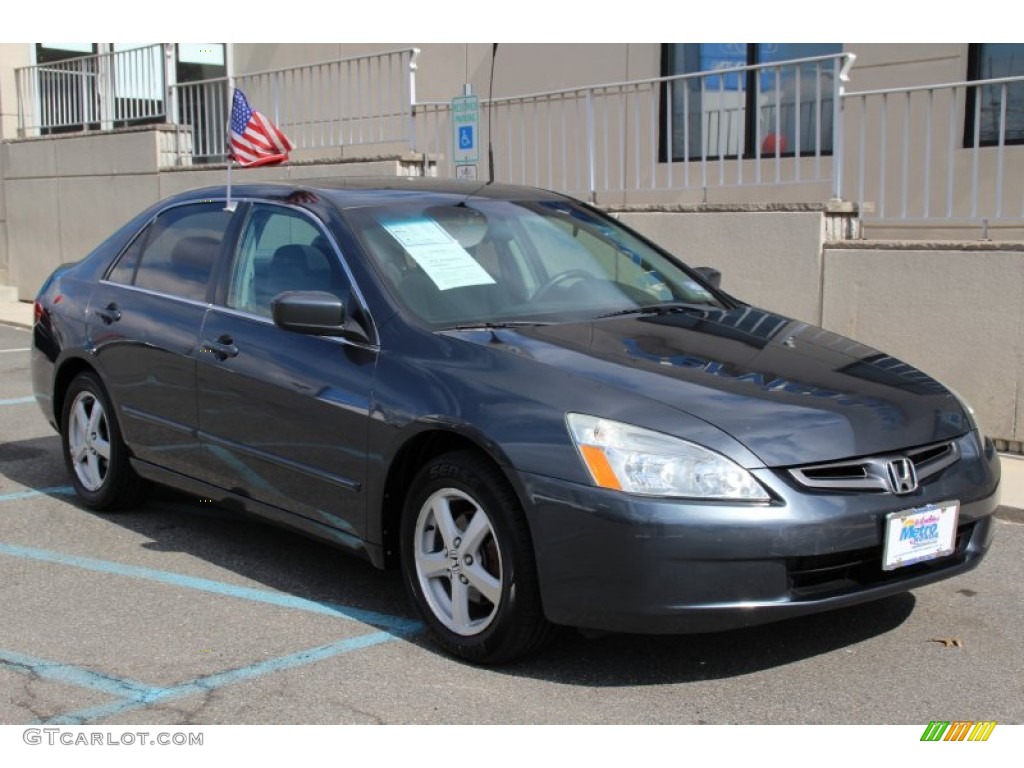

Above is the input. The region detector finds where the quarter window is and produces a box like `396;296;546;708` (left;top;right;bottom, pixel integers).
107;203;231;302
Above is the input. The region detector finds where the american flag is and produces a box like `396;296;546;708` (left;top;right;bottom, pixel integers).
228;89;294;167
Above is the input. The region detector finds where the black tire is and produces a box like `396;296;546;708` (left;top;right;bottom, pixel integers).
61;371;147;511
400;450;553;664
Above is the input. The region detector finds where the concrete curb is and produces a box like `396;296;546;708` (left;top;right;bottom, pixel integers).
995;506;1024;524
0;301;33;330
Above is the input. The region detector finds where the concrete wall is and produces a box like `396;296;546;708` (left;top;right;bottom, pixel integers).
617;209;829;325
820;243;1024;442
0;43;31;141
1;126;430;299
0;44;31;286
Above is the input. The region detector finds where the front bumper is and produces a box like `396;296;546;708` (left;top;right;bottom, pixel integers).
518;431;1000;634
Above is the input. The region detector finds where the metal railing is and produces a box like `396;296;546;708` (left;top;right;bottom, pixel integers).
168;48;419;164
13;45;1024;231
16;44;168;135
842;74;1024;226
413;54;855;200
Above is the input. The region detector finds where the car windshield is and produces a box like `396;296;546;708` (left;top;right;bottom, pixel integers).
344;197;726;329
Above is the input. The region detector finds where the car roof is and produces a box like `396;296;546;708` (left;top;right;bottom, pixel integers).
168;177;573;211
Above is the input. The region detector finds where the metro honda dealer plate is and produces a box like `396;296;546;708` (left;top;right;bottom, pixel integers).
883;501;960;571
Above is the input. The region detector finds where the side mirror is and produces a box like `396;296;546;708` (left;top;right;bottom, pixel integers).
695;266;722;289
271;291;369;343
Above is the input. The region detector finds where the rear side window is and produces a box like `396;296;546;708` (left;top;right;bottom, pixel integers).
107;203;233;302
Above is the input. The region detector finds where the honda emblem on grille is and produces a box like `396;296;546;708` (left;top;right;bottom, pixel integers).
886;458;918;494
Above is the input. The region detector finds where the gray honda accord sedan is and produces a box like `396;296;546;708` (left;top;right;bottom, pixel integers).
32;179;1000;663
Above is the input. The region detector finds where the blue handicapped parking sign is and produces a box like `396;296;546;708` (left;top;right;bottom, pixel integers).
458;125;474;150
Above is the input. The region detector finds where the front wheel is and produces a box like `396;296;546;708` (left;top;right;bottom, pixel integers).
400;451;552;664
61;371;147;511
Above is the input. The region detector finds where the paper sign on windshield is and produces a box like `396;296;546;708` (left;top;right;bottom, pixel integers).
382;218;495;291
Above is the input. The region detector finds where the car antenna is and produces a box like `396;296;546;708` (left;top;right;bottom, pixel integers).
487;43;497;185
457;43;498;208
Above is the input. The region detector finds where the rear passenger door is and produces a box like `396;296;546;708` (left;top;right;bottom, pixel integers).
195;203;377;541
89;202;235;478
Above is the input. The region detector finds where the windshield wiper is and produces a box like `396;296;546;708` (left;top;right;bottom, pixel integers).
595;302;714;320
446;320;553;331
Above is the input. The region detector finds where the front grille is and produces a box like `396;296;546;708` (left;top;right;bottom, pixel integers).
788;439;959;493
787;521;975;598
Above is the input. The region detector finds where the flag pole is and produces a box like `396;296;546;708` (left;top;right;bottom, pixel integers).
224;80;237;212
225;158;236;212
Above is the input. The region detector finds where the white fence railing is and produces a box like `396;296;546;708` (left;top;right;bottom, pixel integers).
167;48;419;164
16;46;420;166
16;44;168;134
843;74;1024;226
414;54;854;200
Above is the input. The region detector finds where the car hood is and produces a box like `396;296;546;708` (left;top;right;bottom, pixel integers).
445;306;971;468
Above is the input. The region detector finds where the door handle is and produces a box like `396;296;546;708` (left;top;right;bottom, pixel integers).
201;335;239;361
95;302;121;324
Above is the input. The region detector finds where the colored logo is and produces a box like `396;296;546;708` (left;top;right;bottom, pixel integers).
900;513;941;543
920;721;997;741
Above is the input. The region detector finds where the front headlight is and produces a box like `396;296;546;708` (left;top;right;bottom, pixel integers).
566;413;769;501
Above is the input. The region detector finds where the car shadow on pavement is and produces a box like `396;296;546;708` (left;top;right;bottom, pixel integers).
496;593;916;685
1;435;916;683
0;434;73;494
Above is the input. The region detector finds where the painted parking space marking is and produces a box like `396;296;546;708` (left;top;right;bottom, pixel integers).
43;631;397;724
0;487;75;503
0;648;160;703
0;347;31;353
0;541;421;633
0;539;417;723
0;396;36;406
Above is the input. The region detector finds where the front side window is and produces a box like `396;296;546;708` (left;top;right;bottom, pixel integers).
662;43;842;161
226;205;349;318
966;43;1024;146
107;203;231;302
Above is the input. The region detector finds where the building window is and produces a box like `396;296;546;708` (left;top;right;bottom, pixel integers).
966;44;1024;146
661;43;842;162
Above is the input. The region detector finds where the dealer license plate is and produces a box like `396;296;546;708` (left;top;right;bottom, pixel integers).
882;501;959;571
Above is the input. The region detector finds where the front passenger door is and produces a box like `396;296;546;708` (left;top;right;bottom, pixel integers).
195;203;377;542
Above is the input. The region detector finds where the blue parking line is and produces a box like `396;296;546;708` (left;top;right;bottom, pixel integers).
0;648;162;704
0;396;35;406
45;631;396;724
0;487;75;503
0;542;421;633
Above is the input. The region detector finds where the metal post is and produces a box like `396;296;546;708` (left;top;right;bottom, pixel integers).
831;56;846;201
98;46;113;130
15;67;25;137
585;89;596;201
164;43;178;124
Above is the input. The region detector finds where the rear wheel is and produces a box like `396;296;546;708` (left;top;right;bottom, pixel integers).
400;451;552;664
61;372;147;510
